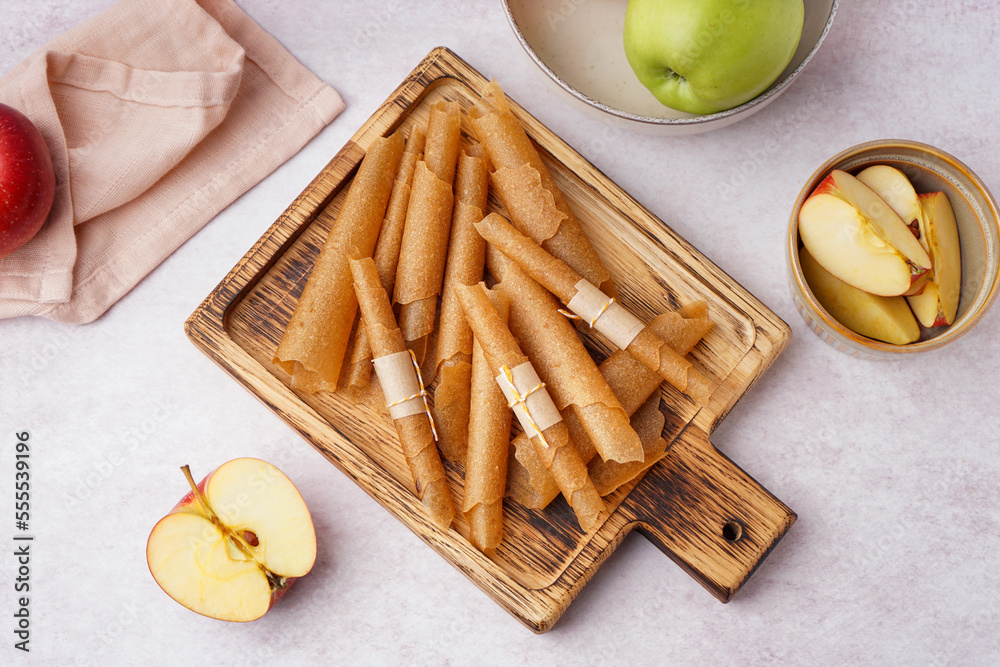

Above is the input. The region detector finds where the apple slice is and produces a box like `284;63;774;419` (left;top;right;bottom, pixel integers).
147;458;316;622
799;193;917;297
856;165;922;234
800;245;920;345
826;169;932;269
850;166;964;327
854;166;930;296
798;169;931;296
907;192;962;326
902;270;932;296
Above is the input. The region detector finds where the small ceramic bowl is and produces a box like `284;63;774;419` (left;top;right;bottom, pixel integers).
787;139;1000;359
501;0;839;135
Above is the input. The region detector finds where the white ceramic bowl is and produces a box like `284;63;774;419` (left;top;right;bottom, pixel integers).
502;0;839;135
787;140;1000;359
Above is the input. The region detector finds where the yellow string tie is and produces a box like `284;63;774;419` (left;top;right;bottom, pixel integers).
559;297;615;328
385;349;439;441
498;365;549;448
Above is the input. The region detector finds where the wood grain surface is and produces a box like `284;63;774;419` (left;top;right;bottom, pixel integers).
185;47;795;632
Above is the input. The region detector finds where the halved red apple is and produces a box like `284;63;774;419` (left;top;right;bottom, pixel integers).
146;458;316;622
907;191;962;326
798;169;932;296
800;245;920;345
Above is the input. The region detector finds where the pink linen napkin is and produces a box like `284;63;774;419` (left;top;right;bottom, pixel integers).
0;0;344;323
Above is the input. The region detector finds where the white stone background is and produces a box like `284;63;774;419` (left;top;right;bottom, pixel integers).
2;1;998;664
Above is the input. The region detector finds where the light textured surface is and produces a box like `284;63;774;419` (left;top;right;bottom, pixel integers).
1;1;998;664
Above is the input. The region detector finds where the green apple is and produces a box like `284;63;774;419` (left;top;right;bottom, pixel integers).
623;0;805;115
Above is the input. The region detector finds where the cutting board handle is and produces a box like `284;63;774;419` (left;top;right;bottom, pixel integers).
622;426;796;602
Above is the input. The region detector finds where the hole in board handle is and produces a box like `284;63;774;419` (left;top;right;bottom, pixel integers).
722;520;743;542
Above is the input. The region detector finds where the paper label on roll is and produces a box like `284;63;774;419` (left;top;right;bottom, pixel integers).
566;279;645;349
372;350;425;420
495;361;562;439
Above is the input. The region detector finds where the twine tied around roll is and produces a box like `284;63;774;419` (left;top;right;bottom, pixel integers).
557;295;614;328
498;364;549;448
382;348;439;441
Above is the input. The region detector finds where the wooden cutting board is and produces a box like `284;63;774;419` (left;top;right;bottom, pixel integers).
185;47;795;632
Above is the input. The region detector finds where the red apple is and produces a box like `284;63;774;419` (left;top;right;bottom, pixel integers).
146;459;317;622
0;103;56;259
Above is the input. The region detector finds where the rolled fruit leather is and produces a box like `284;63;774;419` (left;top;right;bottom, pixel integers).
455;281;607;533
463;288;513;552
474;212;715;405
273;131;405;393
343;125;426;398
393;100;462;364
491;250;643;465
507;302;713;508
349;257;455;530
432;144;490;462
468;79;614;296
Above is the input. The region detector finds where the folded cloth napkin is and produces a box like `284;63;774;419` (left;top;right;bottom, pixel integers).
0;0;344;323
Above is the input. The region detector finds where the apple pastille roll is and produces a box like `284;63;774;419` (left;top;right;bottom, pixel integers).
507;303;713;507
504;441;547;509
490;250;644;464
274;131;405;393
455;282;607;533
432;144;490;461
468;80;615;295
463;288;513;552
344;125;426;398
349;257;455;530
393;100;462;364
474;212;715;405
588;392;667;497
